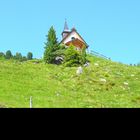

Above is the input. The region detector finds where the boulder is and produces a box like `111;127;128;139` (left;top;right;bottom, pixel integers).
76;66;83;75
100;78;107;83
94;63;99;66
84;62;90;67
55;56;64;65
131;74;135;77
124;82;129;86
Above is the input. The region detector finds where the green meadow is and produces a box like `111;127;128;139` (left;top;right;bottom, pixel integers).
0;55;140;108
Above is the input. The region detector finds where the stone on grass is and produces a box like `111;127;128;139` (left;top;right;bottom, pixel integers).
84;62;90;67
94;63;99;66
76;66;83;75
124;82;129;86
56;93;60;96
100;78;107;83
55;56;64;65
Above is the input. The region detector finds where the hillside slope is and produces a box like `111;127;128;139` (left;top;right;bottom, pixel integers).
0;55;140;108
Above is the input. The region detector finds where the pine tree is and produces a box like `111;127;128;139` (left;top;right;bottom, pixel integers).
15;52;22;60
27;52;33;60
0;52;5;58
44;26;58;64
5;50;12;59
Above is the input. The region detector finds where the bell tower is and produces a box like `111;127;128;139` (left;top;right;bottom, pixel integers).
62;20;70;39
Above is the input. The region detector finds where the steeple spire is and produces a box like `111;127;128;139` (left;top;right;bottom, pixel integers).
62;19;70;39
64;19;69;31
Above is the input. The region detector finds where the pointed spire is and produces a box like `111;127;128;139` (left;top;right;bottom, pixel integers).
64;19;69;31
62;19;70;39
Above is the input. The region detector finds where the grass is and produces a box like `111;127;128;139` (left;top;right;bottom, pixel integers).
0;55;140;108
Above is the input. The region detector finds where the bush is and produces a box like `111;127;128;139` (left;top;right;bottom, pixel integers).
22;56;27;61
79;46;87;65
14;52;22;60
0;52;5;59
5;50;12;59
27;52;33;60
64;45;81;67
64;45;87;67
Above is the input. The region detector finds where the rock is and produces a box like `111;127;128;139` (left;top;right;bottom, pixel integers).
76;66;83;75
94;63;99;66
55;56;63;61
124;82;129;86
100;78;107;83
34;62;39;64
84;62;90;67
131;74;135;77
55;56;64;65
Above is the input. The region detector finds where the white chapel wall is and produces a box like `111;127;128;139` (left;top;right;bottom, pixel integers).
62;31;84;44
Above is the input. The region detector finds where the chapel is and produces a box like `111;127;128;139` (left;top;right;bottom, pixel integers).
60;21;89;50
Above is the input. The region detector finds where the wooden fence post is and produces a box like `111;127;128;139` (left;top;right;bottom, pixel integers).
30;96;32;108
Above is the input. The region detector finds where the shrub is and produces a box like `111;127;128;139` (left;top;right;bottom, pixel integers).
27;52;33;60
64;45;81;67
0;52;5;59
64;45;87;67
14;52;22;60
5;50;13;59
79;46;87;65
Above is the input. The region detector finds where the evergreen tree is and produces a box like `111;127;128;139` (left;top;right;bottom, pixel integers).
137;63;140;66
15;52;22;60
5;50;12;59
0;52;5;58
44;26;58;63
22;56;27;61
27;52;33;60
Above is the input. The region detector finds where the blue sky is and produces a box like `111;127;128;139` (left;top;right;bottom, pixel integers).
0;0;140;64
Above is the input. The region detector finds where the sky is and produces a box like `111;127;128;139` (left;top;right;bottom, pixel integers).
0;0;140;64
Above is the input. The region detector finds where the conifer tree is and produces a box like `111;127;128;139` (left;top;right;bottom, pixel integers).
15;52;22;60
27;52;33;60
0;52;5;58
5;50;12;59
44;26;58;63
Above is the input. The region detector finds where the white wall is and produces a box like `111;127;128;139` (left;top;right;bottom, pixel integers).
62;31;84;44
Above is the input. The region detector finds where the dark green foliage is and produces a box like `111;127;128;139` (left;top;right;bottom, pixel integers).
64;45;81;67
44;26;59;64
14;52;22;60
53;44;66;57
22;56;27;61
27;52;33;60
79;46;87;65
137;63;140;67
0;51;34;62
43;26;87;66
5;50;13;59
0;52;5;58
64;45;87;67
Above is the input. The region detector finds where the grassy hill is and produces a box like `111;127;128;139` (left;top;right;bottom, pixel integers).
0;55;140;108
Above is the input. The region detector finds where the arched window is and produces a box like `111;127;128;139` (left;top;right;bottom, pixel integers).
71;37;75;40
